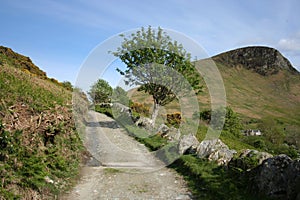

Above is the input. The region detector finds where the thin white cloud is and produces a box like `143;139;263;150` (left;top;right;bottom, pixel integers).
278;32;300;52
3;0;300;72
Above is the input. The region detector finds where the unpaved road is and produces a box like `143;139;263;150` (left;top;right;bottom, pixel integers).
61;111;192;200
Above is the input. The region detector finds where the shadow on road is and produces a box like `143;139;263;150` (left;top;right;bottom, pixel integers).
86;120;120;129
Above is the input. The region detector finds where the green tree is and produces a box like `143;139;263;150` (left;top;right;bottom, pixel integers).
112;26;201;126
111;86;130;105
202;107;243;136
223;107;243;137
88;79;112;104
258;117;285;145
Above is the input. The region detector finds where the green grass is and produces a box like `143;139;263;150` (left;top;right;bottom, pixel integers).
0;61;84;198
0;65;70;112
104;168;121;174
169;155;268;200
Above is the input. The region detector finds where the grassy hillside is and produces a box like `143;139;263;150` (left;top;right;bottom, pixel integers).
0;48;85;199
210;46;300;125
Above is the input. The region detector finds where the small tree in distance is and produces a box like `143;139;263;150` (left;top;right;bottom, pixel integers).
88;79;112;104
111;86;130;105
112;26;202;126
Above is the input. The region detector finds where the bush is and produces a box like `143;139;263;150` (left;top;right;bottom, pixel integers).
253;139;266;149
94;104;113;118
193;109;211;121
130;102;150;117
166;112;182;128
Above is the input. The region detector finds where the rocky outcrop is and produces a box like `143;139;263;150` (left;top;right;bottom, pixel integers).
135;117;153;129
251;154;300;199
212;46;298;76
229;149;273;171
157;124;170;137
156;124;181;142
197;139;236;165
178;134;199;155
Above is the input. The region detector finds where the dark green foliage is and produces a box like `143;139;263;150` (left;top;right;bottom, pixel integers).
258;117;285;145
195;107;243;137
111;86;130;105
253;139;266;149
196;109;211;121
88;79;113;104
0;121;83;198
94;104;113;118
0;124;22;156
223;107;244;137
229;153;260;171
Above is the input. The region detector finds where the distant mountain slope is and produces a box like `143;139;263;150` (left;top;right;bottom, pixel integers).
204;46;300;124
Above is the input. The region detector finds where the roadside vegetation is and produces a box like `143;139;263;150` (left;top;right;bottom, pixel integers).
0;53;85;199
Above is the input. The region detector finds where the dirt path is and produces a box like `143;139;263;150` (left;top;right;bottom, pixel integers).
61;111;192;200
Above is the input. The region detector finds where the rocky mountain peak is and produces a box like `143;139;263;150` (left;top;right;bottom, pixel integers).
212;46;299;76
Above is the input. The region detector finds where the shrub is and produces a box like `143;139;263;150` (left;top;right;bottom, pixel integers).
166;112;182;128
130;102;150;117
253;139;266;149
94;104;113;118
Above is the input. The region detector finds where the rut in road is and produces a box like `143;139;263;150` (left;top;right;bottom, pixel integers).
61;111;192;200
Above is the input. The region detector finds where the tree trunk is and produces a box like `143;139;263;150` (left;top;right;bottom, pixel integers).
151;101;160;127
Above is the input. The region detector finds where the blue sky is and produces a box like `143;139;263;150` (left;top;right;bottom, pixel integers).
1;0;300;89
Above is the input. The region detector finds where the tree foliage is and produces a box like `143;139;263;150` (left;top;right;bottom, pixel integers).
112;26;202;125
111;86;130;105
258;117;285;145
88;79;112;104
196;107;243;136
223;107;243;136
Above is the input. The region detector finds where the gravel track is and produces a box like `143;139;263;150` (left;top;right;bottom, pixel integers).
61;111;192;200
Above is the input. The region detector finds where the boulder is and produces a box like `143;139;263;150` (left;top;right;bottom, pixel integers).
156;124;181;141
197;139;236;165
112;103;131;116
165;127;181;141
230;149;273;170
157;124;169;137
135;117;153;129
251;154;300;199
178;134;199;155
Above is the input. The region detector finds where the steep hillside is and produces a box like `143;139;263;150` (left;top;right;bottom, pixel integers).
0;47;85;199
0;46;73;90
0;46;47;78
208;46;300;125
